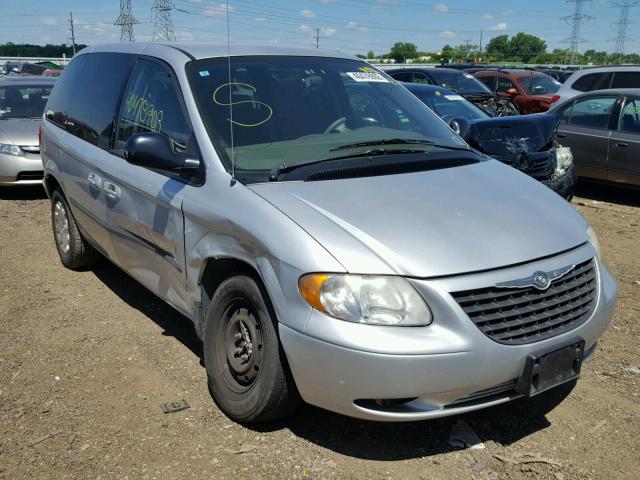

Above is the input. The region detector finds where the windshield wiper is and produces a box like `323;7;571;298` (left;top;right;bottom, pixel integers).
330;138;438;151
269;148;429;181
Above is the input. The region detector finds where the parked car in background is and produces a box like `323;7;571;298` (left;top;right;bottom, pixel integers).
42;69;63;77
533;68;575;84
474;69;561;114
0;77;56;186
386;67;519;116
551;66;640;106
403;83;575;199
547;89;640;186
11;62;49;76
41;43;617;424
2;62;20;76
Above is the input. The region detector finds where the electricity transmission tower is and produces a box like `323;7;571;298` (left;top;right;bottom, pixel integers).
115;0;139;42
611;1;640;62
561;0;594;64
152;0;176;42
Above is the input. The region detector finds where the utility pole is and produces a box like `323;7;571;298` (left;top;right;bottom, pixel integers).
115;0;139;43
561;0;594;65
68;11;77;55
314;28;320;49
479;29;483;61
152;0;176;42
611;1;640;63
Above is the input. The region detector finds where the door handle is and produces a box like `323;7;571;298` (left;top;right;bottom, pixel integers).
103;181;121;201
616;142;629;148
87;172;102;189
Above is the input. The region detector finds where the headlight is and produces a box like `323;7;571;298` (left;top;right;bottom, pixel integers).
298;274;432;326
0;143;23;157
554;146;573;175
587;226;601;259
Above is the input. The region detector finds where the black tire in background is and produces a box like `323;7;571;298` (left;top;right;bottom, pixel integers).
50;189;98;270
204;275;299;423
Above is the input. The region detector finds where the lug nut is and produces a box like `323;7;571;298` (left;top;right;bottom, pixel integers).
234;333;242;341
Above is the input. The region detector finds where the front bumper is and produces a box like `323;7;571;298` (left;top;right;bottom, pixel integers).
542;165;577;200
0;151;44;186
280;244;617;421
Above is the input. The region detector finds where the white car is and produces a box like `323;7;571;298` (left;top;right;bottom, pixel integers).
550;66;640;107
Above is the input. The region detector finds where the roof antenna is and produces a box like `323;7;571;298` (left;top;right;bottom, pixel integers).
226;0;236;185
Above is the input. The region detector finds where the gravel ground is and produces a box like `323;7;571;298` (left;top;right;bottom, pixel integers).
0;182;638;480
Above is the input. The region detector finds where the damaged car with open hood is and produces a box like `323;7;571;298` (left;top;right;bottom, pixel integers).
403;82;576;199
42;44;616;423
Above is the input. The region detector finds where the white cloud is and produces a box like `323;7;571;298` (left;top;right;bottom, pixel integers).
203;3;233;17
482;13;494;20
254;16;266;22
440;30;457;38
41;17;58;26
433;3;448;14
346;21;368;32
321;27;336;37
489;22;508;31
297;24;312;33
300;9;316;18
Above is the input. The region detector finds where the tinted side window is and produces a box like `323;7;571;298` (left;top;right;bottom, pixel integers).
620;97;640;133
116;59;191;152
413;72;431;84
572;72;612;92
611;72;640;89
477;75;496;90
45;55;88;127
496;76;518;93
390;72;413;83
65;53;136;150
557;101;574;124
569;96;618;130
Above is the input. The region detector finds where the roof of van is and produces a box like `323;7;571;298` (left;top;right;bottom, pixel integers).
79;43;356;61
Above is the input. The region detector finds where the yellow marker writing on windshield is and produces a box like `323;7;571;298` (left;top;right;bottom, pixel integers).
213;82;273;127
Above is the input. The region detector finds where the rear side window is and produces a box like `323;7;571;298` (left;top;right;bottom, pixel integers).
496;76;518;94
45;55;88;127
477;75;496;90
572;72;612;92
620;97;640;133
390;72;413;83
611;72;640;89
413;72;431;84
116;59;191;152
556;101;574;124
569;96;618;130
65;53;136;150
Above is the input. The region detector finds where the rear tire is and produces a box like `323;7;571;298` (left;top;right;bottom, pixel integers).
51;190;98;270
204;275;299;423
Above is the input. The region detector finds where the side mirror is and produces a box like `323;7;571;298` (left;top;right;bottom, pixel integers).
124;132;199;173
506;87;518;96
450;117;471;140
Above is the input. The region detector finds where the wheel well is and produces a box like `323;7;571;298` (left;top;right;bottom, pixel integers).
43;174;61;199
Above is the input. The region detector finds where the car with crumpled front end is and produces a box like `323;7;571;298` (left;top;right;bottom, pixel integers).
41;43;617;423
403;82;576;199
0;77;56;186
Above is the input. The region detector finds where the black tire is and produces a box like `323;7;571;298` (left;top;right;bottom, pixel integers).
204;275;299;423
50;189;98;270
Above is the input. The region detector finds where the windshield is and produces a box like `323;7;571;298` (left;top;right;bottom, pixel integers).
0;85;52;119
412;89;490;122
427;70;493;95
518;75;561;95
187;56;467;180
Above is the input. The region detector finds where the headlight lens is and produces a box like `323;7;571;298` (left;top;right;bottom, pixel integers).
0;143;23;157
554;146;573;175
299;274;432;326
587;226;601;259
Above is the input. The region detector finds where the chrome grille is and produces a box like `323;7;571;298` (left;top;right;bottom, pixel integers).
451;259;597;345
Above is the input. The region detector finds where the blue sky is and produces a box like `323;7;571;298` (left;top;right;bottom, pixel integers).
0;0;633;55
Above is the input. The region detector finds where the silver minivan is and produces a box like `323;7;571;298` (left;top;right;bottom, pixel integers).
41;43;617;423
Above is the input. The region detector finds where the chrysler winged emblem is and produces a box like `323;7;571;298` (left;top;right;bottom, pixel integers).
495;265;576;291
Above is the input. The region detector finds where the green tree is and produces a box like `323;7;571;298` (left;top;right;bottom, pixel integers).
508;33;546;62
367;50;376;59
389;42;418;63
485;35;509;59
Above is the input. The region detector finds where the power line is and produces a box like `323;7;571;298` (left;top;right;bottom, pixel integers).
152;0;176;41
115;0;139;42
561;0;594;64
611;1;640;61
68;11;76;55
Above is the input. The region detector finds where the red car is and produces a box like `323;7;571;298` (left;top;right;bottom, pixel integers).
473;69;562;114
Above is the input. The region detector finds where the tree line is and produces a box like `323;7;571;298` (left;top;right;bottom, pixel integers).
0;43;87;58
360;34;640;65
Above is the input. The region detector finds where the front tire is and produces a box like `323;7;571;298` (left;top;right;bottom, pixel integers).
51;190;98;270
204;276;299;423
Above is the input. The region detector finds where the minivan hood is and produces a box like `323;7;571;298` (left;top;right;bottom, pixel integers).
0;118;40;146
250;160;588;278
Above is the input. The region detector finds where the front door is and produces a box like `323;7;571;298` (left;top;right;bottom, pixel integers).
102;58;196;313
608;96;640;186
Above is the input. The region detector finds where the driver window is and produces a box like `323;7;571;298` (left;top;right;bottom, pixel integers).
496;77;518;94
620;98;640;133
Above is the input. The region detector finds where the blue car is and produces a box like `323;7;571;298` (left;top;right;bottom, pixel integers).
403;83;576;199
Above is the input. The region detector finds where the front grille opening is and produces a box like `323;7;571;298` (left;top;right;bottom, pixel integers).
452;259;597;345
16;171;44;181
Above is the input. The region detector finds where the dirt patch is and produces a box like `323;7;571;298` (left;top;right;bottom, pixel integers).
1;183;638;479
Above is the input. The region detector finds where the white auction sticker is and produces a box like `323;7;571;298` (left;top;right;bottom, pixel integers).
347;72;389;82
445;94;465;101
